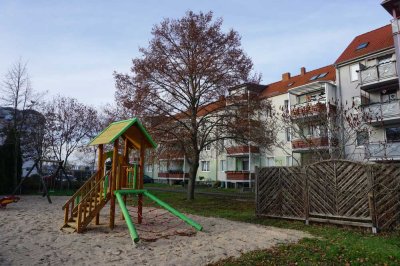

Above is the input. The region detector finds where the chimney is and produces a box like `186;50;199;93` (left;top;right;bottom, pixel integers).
282;72;291;81
300;67;306;76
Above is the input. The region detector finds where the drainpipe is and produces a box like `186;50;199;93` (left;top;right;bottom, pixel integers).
247;88;252;188
389;9;400;85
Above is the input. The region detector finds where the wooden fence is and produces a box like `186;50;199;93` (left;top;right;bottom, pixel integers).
256;160;400;231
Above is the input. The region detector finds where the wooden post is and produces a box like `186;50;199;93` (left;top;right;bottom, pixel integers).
95;144;104;225
304;167;310;225
367;165;378;233
138;142;145;224
110;139;119;229
121;138;130;220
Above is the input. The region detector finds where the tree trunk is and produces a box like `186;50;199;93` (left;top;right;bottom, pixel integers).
187;155;199;200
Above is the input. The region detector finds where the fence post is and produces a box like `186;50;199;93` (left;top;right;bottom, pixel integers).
367;164;378;234
304;167;310;225
255;166;259;217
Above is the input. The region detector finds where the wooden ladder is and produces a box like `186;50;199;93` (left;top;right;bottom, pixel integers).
61;170;111;233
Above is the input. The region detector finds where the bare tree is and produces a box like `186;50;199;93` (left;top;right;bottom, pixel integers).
0;60;43;188
43;96;98;168
114;11;267;200
273;99;373;165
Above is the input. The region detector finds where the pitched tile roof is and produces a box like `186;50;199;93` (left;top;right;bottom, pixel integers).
259;65;336;98
335;24;393;65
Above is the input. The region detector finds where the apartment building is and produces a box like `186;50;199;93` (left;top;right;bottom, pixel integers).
335;25;399;161
145;1;400;185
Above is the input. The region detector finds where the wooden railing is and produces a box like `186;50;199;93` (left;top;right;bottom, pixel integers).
62;170;99;212
62;170;111;232
75;172;111;232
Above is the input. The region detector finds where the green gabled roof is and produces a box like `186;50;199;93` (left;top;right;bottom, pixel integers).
89;118;157;148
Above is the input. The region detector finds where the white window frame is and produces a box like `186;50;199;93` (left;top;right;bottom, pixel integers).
286;156;292;166
201;161;210;172
350;64;360;82
204;144;211;151
286;128;291;142
146;164;152;172
267;157;275;167
220;160;226;172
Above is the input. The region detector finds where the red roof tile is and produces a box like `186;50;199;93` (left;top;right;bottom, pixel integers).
335;24;393;65
259;65;336;98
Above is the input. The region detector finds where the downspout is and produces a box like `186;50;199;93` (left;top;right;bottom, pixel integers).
336;66;346;159
248;89;252;188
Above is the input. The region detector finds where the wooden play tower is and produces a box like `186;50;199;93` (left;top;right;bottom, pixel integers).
61;118;201;243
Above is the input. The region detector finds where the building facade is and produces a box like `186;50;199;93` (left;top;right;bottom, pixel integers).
145;1;400;186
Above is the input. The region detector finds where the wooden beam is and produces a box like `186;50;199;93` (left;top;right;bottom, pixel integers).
138;140;145;224
110;139;119;229
95;144;104;225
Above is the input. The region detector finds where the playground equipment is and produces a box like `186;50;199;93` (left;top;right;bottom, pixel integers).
61;118;202;243
1;158;61;206
0;195;20;208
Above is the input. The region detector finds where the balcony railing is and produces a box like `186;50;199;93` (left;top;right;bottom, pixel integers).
365;142;400;160
363;100;400;124
226;145;260;155
225;171;255;181
360;61;397;88
158;171;189;179
290;102;336;119
292;136;337;151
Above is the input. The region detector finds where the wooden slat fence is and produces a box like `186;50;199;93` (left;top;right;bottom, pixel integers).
256;160;400;231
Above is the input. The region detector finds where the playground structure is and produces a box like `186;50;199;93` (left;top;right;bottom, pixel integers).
0;158;67;207
61;118;202;243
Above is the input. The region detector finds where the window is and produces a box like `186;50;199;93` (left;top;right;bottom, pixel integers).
286;128;291;142
386;127;400;143
310;75;319;81
356;42;369;50
220;160;226;171
352;96;361;108
379;55;392;65
242;159;249;171
287;82;295;87
146;164;152;172
356;131;369;146
201;161;210;171
286;156;292;166
318;72;328;79
350;64;360;82
204;144;211;151
284;100;289;111
267;157;275;167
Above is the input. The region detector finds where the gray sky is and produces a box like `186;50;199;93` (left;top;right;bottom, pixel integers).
0;1;391;107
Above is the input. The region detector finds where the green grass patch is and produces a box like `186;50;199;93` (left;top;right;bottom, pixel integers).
148;190;400;265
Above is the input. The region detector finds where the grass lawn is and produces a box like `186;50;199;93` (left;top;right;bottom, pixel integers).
148;190;400;265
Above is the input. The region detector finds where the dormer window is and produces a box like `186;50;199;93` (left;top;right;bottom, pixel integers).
356;42;369;50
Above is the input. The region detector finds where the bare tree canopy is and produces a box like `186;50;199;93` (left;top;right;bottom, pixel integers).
114;11;264;200
43;95;98;168
0;60;44;189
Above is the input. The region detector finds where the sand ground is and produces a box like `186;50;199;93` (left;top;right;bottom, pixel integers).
0;196;311;266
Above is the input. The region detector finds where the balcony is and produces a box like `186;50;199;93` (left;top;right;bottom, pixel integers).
365;142;400;161
226;145;260;156
292;137;337;152
290;102;336;120
225;171;255;181
360;61;398;90
158;171;189;179
363;100;400;125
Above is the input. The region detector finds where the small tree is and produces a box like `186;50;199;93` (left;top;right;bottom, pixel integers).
0;60;43;189
274;99;372;165
114;11;265;200
43;96;98;168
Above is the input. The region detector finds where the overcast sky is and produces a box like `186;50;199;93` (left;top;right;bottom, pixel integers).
0;1;391;107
